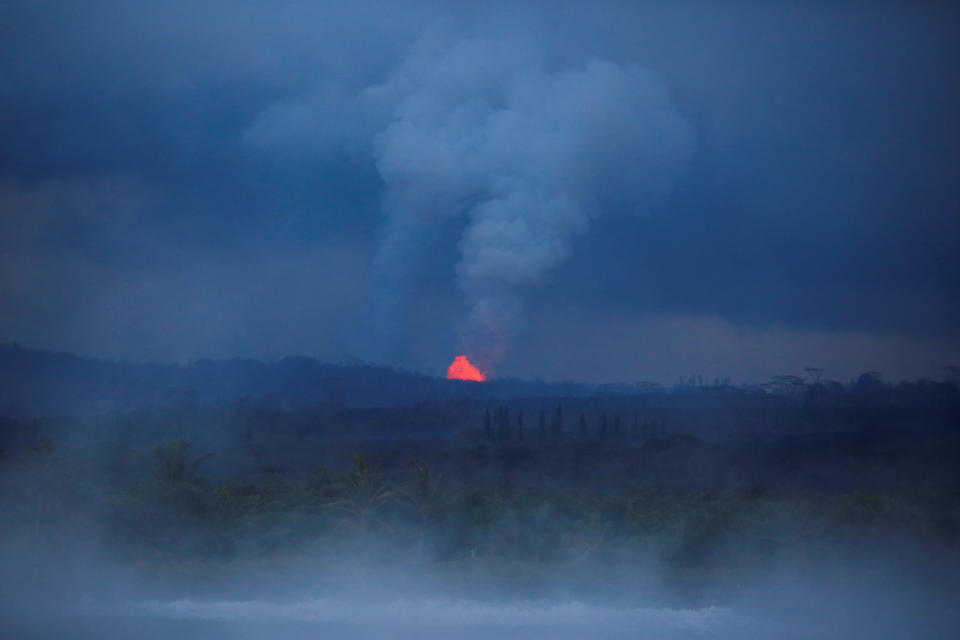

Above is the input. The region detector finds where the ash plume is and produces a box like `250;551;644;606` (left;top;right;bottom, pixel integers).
364;35;694;369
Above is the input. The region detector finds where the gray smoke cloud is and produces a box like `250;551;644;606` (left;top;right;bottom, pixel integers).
361;34;694;369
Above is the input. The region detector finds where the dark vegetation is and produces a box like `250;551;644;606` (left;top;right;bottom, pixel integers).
1;345;959;602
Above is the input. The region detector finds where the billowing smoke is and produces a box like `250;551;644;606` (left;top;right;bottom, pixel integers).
248;32;694;370
362;35;694;369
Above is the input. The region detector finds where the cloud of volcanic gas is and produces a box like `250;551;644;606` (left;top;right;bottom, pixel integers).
364;34;694;370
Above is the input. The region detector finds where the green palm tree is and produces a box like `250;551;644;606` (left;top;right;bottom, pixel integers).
327;453;397;529
152;440;212;485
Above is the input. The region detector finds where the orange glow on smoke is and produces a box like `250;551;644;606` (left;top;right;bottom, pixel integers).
447;355;487;382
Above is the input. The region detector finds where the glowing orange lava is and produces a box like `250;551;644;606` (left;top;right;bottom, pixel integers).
447;355;487;382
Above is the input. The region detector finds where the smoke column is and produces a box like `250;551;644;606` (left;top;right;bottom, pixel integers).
364;35;694;370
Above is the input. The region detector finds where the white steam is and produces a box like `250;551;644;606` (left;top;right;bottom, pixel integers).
363;36;693;366
248;34;694;368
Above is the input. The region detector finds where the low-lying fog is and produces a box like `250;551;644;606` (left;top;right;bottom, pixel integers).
3;518;958;640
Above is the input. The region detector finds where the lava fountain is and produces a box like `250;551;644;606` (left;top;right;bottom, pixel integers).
447;355;487;382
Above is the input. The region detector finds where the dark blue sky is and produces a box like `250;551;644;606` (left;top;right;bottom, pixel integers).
1;1;957;383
